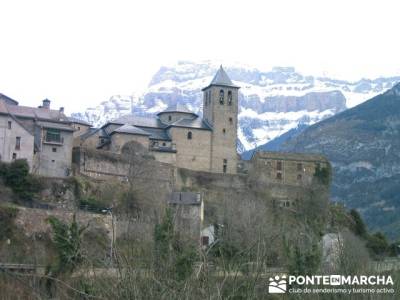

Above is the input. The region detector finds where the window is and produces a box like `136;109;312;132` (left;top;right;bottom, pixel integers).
8;121;12;129
187;131;192;140
297;163;303;171
12;153;17;160
227;91;232;105
297;174;302;181
229;117;233;124
46;129;61;143
52;147;57;152
219;89;224;104
277;161;283;171
162;142;166;146
15;137;21;150
168;115;172;121
222;128;226;134
223;159;227;173
208;91;212;104
276;172;282;180
78;126;81;130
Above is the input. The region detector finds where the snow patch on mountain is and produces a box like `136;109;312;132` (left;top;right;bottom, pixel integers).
71;61;400;153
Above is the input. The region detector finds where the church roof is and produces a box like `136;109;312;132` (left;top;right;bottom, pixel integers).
112;124;151;136
157;103;197;116
110;115;166;129
202;66;240;90
168;117;212;130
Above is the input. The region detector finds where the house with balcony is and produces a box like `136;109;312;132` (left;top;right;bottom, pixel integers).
0;94;80;177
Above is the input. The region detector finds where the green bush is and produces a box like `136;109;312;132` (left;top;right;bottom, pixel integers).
350;209;367;237
366;232;389;257
0;206;18;240
79;196;109;213
313;164;331;185
0;159;42;201
47;214;88;275
154;209;197;282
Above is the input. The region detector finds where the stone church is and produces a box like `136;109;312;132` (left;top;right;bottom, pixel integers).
80;66;240;174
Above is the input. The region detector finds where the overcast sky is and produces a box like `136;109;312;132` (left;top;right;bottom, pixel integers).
1;0;399;113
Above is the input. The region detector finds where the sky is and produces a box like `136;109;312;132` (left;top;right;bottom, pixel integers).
1;0;399;113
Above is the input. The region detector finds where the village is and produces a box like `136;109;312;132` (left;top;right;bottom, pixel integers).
0;67;330;245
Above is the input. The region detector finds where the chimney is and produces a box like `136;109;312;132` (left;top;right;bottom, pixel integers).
42;99;50;109
59;107;64;114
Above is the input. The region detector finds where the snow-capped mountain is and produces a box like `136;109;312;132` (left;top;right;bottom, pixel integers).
71;61;400;152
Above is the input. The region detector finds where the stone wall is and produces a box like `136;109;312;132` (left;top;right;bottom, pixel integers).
14;206;113;241
78;130;100;148
72;123;91;138
72;147;174;185
152;150;176;165
73;147;330;226
169;127;212;172
110;132;149;153
249;151;330;186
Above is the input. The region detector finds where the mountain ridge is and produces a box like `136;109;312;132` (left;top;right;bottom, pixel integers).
279;83;400;239
71;61;400;152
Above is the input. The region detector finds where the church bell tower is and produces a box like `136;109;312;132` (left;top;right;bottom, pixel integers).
202;66;240;174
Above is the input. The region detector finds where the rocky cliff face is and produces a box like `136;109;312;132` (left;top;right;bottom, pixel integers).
280;83;400;239
71;61;400;152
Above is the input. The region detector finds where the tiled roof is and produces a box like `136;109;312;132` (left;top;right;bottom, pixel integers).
36;121;75;131
0;93;19;105
157;103;197;116
112;124;151;136
0;100;69;122
168;192;202;205
168;116;212;130
110;115;165;128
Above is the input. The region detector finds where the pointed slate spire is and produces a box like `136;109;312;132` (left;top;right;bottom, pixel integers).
202;65;240;90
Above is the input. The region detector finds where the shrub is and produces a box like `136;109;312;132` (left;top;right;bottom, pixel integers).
0;206;18;240
154;209;197;282
79;196;109;213
366;232;389;257
313;164;331;185
47;214;88;275
350;209;367;237
0;159;42;201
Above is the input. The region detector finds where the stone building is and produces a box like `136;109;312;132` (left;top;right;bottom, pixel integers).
0;94;79;177
80;66;240;174
249;151;330;208
167;191;204;242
